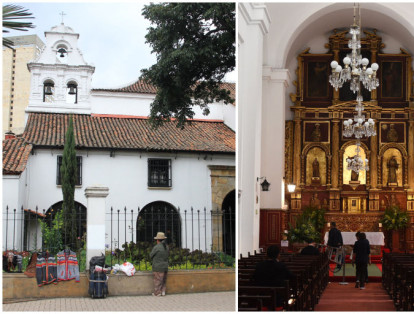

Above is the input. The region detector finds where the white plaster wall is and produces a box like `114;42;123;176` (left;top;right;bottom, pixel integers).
91;92;236;130
261;68;290;210
24;149;234;251
238;3;271;257
2;170;32;251
91;92;153;117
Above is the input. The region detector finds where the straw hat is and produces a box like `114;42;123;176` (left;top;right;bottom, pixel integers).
154;232;167;240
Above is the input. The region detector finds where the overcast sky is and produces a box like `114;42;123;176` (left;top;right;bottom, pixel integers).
5;2;235;88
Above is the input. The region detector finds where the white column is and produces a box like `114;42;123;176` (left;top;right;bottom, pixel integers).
261;68;290;209
85;186;109;269
238;3;271;257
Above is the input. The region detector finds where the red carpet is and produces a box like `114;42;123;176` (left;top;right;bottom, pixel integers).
328;263;382;282
315;282;395;311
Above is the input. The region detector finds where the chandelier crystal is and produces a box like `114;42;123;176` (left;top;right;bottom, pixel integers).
329;3;379;174
346;143;369;173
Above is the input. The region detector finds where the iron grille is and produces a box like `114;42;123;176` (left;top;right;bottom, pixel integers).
148;159;171;187
56;156;82;186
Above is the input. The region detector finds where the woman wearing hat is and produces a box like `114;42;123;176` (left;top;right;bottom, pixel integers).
150;232;169;296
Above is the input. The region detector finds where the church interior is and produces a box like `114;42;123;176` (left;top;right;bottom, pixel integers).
238;2;414;311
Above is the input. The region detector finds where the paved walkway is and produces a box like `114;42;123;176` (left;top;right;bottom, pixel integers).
2;291;235;312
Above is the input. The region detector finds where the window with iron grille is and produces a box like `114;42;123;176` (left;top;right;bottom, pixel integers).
56;156;82;186
148;159;171;187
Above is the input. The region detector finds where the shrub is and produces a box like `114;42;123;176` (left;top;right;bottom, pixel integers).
380;205;409;231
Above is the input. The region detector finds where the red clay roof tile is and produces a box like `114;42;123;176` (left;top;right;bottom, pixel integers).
3;137;33;175
23;113;235;153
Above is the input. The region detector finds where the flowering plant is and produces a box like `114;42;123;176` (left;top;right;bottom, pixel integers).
380;206;408;231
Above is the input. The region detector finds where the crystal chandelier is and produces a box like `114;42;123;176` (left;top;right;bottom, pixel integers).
329;3;378;174
346;143;369;173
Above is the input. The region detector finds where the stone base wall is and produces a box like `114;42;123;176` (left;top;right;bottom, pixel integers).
2;269;235;301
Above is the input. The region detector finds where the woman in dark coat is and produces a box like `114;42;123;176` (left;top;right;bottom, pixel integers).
352;232;371;289
150;232;169;296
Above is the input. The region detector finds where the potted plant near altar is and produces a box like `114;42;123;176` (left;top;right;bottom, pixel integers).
380;205;409;252
285;207;326;252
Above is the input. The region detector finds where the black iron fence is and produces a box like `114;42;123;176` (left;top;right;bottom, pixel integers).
3;204;235;271
2;205;86;254
106;205;235;270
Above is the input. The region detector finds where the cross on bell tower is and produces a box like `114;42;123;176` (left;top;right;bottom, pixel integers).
59;11;66;24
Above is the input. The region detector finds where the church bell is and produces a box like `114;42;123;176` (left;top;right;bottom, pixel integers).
68;85;77;95
44;85;53;95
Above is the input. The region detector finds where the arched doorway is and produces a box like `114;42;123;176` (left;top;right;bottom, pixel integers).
45;201;87;247
222;190;235;257
137;201;181;247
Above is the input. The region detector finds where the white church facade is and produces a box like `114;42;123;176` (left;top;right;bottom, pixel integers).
3;22;235;256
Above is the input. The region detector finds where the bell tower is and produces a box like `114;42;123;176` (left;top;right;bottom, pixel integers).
26;22;95;115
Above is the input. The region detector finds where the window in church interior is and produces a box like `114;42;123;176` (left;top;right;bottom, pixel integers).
43;80;55;103
148;159;172;187
56;156;82;186
66;81;78;104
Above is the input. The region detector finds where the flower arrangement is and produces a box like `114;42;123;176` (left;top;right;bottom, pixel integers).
380;205;409;231
285;207;326;243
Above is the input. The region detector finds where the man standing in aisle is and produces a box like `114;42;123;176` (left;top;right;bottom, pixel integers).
328;222;343;270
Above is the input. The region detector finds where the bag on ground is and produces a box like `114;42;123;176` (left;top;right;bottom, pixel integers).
119;261;136;276
88;269;108;298
89;254;105;272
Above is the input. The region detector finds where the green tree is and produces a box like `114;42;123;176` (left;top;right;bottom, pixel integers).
141;3;235;128
39;210;64;254
61;116;78;248
3;4;35;48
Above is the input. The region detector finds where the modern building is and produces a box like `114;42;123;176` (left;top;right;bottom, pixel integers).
2;35;45;137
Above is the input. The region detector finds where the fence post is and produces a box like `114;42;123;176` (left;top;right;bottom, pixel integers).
85;186;109;270
5;206;9;252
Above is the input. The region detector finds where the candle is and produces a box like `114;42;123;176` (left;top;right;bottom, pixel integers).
379;223;382;228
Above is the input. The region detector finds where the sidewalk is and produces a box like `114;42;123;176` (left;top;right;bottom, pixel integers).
2;291;235;312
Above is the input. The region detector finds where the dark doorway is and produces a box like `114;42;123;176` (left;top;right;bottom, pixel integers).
222;190;235;257
137;201;181;247
43;201;87;249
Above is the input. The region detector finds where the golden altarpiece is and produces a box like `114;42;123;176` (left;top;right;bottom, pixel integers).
260;29;414;251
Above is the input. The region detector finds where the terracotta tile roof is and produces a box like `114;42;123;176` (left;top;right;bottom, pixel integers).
93;79;236;104
3;137;33;175
93;79;157;94
23;113;235;153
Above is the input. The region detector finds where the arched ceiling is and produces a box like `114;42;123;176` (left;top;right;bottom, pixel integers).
264;3;414;68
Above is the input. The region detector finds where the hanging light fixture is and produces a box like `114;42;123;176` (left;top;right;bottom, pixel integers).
346;142;369;173
329;3;378;174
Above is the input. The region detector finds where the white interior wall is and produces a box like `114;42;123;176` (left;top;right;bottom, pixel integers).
238;3;271;257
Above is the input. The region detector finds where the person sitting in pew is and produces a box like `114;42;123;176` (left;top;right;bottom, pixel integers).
300;239;320;256
253;245;295;309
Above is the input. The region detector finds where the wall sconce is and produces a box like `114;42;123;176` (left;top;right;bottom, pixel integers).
287;183;296;193
257;177;270;191
283;177;296;193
